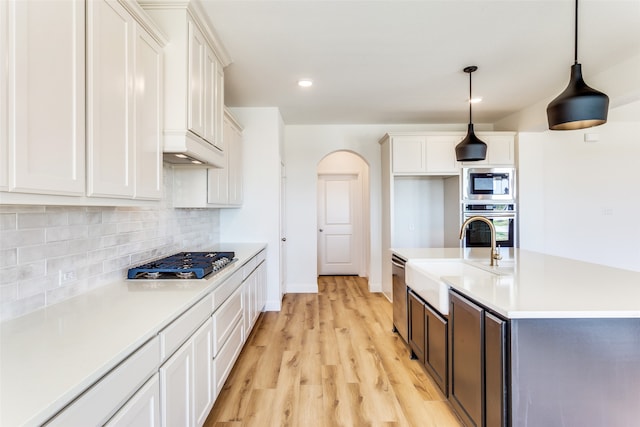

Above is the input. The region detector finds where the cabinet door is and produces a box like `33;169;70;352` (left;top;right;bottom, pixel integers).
0;1;8;190
87;0;134;198
134;26;163;199
408;291;425;363
227;120;243;206
160;341;193;427
214;61;225;150
425;136;461;174
106;374;161;427
392;136;426;173
485;135;514;166
188;20;206;138
424;303;448;395
449;291;484;427
203;48;217;145
485;312;507;427
193;320;214;427
7;0;85;195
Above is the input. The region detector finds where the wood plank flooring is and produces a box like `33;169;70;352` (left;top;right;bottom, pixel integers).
204;276;463;427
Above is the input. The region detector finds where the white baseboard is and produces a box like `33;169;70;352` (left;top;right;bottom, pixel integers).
285;283;319;293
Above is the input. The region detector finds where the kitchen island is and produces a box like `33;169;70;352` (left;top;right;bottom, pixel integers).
393;247;640;427
0;243;266;427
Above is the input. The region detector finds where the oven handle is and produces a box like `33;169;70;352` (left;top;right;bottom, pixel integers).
463;213;516;218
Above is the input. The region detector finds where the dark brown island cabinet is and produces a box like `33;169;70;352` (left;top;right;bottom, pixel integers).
408;290;448;395
447;289;640;427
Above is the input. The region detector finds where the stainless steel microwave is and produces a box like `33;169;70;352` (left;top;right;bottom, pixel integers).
462;167;516;201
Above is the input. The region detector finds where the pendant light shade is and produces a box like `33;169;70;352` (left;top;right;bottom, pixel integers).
546;0;609;130
456;66;487;162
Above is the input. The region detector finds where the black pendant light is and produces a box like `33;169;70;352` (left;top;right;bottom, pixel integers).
455;66;487;161
546;0;609;130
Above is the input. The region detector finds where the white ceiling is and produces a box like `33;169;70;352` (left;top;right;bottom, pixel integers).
200;0;640;125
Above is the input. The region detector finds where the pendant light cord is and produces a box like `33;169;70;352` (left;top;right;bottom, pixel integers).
574;0;578;64
468;71;472;124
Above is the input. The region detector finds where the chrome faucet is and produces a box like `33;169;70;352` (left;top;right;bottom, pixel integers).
460;216;502;266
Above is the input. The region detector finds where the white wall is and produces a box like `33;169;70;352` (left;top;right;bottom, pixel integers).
284;123;472;294
220;107;284;310
518;101;640;271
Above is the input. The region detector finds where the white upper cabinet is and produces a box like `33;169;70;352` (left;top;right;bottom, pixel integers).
134;25;164;199
87;0;164;200
392;135;462;175
3;0;85;195
140;1;231;167
87;0;134;198
172;109;243;208
463;134;515;166
392;132;515;175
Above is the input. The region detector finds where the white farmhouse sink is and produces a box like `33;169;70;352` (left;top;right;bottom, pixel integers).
405;259;505;315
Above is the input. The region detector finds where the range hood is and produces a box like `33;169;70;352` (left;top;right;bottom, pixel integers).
162;130;224;168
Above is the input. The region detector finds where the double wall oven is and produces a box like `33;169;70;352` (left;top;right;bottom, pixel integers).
461;168;517;248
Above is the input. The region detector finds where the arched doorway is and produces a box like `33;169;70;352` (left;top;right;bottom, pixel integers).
317;151;370;277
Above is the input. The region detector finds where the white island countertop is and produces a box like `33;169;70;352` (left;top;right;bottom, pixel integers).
392;247;640;319
0;243;266;427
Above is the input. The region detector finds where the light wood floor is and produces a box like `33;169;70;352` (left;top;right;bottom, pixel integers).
204;276;463;427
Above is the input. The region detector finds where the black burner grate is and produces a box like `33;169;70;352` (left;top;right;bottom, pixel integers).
127;251;235;279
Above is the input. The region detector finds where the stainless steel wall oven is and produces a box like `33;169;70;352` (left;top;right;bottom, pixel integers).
462;204;517;248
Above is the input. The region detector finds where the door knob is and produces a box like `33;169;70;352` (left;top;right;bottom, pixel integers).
319;229;324;232
281;237;287;242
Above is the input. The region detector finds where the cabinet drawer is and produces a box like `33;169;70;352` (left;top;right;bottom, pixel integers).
212;286;243;357
212;268;242;311
256;249;266;264
214;319;244;395
46;337;160;426
160;296;212;361
242;256;258;280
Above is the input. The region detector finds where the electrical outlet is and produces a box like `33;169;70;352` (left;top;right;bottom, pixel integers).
59;270;77;285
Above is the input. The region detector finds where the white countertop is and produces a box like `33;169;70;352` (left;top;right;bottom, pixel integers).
393;247;640;319
0;243;266;427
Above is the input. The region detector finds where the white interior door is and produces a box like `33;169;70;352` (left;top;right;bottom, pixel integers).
318;174;361;275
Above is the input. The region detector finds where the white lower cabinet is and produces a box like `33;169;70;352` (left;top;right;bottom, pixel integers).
45;250;266;427
159;319;213;427
106;374;161;427
46;337;160;426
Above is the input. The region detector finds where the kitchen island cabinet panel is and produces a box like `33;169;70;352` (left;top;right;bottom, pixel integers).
5;0;85;196
485;312;507;427
449;291;484;427
424;303;448;395
510;318;640;427
408;290;425;363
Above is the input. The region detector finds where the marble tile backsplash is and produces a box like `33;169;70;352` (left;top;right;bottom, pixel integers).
0;168;220;321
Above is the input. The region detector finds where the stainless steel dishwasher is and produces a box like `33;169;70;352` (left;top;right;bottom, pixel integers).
392;254;408;343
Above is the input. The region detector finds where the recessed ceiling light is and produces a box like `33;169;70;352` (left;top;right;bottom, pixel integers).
298;79;313;88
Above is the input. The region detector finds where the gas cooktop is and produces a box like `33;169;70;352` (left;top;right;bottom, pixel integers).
127;251;235;280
